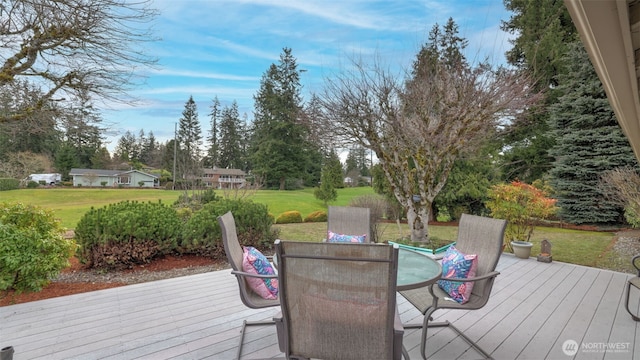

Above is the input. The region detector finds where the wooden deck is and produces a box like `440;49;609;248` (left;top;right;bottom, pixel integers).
1;254;638;359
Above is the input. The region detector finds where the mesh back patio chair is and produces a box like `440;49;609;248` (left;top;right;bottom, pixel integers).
218;211;280;360
274;240;407;360
327;205;372;242
624;254;640;321
399;213;507;360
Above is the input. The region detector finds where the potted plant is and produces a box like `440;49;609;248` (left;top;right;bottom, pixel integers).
485;180;558;259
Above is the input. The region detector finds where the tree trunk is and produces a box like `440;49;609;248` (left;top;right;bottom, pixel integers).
407;203;431;243
279;177;285;190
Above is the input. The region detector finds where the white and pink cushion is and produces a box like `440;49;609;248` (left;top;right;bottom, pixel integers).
327;231;366;243
242;246;278;299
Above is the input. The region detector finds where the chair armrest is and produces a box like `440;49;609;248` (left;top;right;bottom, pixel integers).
231;269;278;279
632;255;640;275
438;271;500;283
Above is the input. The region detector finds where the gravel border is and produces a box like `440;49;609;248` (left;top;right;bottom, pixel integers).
54;263;230;285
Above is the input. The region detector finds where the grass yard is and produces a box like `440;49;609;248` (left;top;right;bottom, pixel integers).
1;186;630;273
0;186;377;229
275;221;621;271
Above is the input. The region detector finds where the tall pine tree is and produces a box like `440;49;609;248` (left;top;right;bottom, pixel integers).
549;42;638;224
250;48;308;190
218;101;244;169
500;0;577;182
204;96;221;168
176;96;202;182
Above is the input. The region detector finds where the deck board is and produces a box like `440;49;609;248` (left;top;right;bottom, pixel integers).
1;254;637;360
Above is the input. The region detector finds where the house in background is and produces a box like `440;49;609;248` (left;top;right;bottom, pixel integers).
69;168;159;188
202;168;246;189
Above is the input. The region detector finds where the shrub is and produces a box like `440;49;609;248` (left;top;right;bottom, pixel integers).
0;203;76;293
276;210;303;224
101;181;107;187
304;210;327;222
26;181;39;188
485;180;558;251
0;178;19;191
181;198;277;256
173;189;219;211
74;200;182;269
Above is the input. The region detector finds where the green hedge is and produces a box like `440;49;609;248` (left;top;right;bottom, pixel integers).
181;198;277;255
304;210;327;222
276;210;303;224
74;200;181;269
0;178;19;191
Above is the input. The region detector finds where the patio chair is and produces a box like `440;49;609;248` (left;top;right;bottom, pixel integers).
399;213;507;360
624;254;640;321
217;211;279;360
327;205;372;242
274;240;408;360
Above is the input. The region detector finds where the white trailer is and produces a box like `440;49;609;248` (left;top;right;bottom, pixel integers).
27;173;62;185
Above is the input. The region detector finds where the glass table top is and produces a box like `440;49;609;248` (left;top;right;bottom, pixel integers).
396;248;442;291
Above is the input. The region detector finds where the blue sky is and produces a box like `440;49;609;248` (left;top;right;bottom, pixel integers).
102;0;514;152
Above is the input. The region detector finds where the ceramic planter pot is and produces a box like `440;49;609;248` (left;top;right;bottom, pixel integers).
511;241;533;259
1;346;14;360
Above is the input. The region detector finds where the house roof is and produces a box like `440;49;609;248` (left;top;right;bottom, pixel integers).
565;0;640;160
202;168;246;176
69;168;158;178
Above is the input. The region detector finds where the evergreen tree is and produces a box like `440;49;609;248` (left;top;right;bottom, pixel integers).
314;167;338;205
500;0;577;182
325;150;344;189
176;96;203;181
162;139;177;174
218;101;244;169
90;147;112;169
250;48;308;190
114;130;139;163
139;130;159;167
549;42;638;224
204;96;221;168
61;107;104;169
54;144;79;180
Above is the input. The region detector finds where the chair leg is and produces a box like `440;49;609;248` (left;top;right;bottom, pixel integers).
403;309;493;360
402;308;436;360
625;281;640;322
236;319;276;360
428;321;493;359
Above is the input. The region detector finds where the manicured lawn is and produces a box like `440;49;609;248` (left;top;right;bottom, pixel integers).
1;188;183;229
275;222;618;270
2;186;625;272
1;187;376;229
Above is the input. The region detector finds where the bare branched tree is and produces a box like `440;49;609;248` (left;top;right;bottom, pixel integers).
0;0;158;124
600;167;640;227
321;19;539;243
0;151;52;179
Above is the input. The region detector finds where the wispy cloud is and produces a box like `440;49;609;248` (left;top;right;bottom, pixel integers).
148;68;260;82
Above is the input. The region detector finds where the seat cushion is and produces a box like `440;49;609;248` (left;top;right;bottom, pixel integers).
437;246;478;304
327;231;366;243
242;246;278;299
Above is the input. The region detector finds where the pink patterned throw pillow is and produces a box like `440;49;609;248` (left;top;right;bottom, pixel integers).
437;246;478;304
242;246;278;299
327;231;366;243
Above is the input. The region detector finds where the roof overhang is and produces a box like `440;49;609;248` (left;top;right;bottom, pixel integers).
564;0;640;160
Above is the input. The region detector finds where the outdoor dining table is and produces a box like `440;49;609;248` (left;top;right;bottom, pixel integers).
272;243;441;291
396;247;442;291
